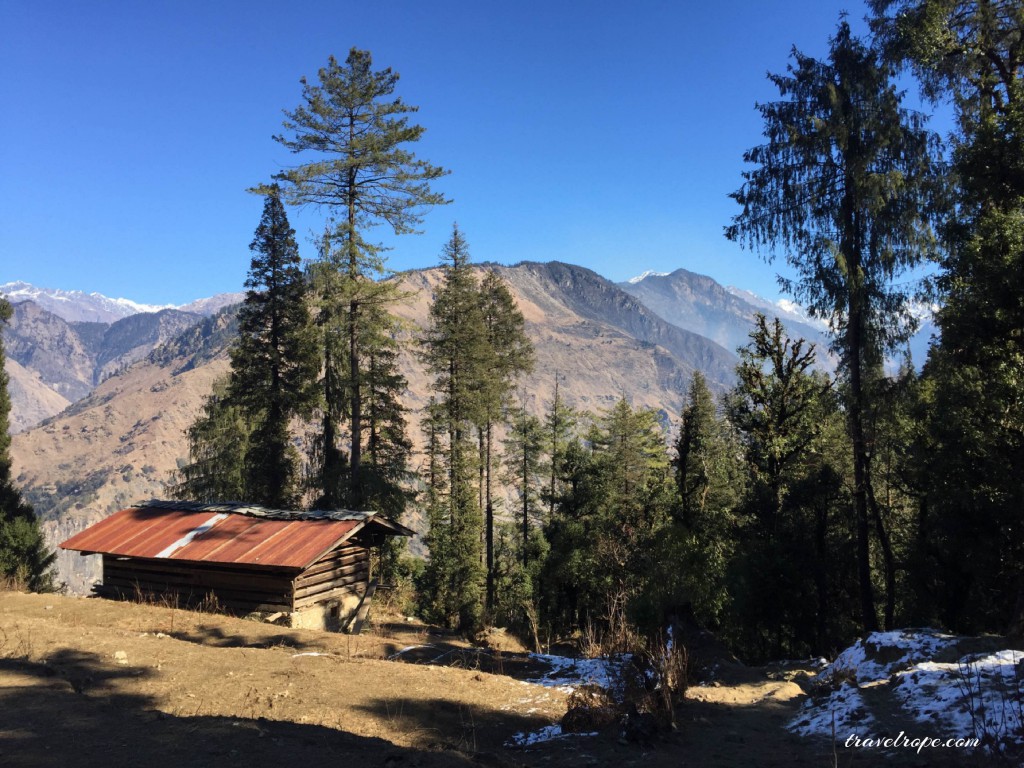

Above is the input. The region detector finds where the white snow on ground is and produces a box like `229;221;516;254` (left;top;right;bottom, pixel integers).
505;724;599;748
525;653;628;693
789;682;876;737
893;650;1024;745
790;630;1024;754
826;629;959;684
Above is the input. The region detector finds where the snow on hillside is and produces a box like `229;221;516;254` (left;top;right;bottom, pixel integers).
626;270;669;284
790;630;1023;756
0;281;237;323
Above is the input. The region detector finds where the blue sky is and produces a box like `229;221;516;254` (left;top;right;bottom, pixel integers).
1;1;909;305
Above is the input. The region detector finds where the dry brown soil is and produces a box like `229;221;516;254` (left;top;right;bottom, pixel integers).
0;592;985;767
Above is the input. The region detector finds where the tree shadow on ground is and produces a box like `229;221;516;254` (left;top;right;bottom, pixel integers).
0;651;484;768
383;643;553;682
166;623;330;652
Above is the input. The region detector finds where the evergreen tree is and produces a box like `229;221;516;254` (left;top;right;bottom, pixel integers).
659;373;744;628
477;270;534;610
540;400;673;640
502;392;545;569
0;297;55;591
420;225;488;632
541;374;576;518
872;0;1024;633
725;316;854;659
726;21;942;631
229;187;318;508
267;49;448;510
171;377;251;502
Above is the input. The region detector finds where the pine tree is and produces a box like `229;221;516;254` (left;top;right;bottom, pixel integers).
726;21;942;631
502;392;544;568
477;270;534;610
541;374;576;518
171;377;251;502
0;297;55;590
725;316;854;658
420;225;488;632
266;49;448;510
228;187;318;508
661;373;744;627
871;0;1024;634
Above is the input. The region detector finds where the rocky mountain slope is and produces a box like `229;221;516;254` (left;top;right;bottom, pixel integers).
0;281;242;324
2;301;203;431
10;262;738;592
619;268;835;366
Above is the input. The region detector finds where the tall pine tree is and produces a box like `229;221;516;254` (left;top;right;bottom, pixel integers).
228;187;318;508
726;21;942;631
420;225;488;632
267;49;448;510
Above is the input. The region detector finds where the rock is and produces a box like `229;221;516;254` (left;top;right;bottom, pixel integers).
113;650;128;665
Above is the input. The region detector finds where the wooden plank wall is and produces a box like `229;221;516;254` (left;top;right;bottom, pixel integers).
291;542;369;610
99;555;295;614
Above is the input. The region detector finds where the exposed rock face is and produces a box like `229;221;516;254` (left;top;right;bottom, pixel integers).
3;301;202;430
4;357;71;433
9;262;741;592
619;268;835;368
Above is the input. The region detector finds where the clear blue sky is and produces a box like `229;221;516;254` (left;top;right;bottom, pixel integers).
2;1;905;305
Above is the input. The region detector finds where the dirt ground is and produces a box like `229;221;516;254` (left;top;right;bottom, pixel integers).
0;591;989;767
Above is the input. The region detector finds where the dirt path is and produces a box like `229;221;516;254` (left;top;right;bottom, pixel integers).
0;591;976;767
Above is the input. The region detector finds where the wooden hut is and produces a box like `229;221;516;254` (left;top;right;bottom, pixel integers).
60;500;413;631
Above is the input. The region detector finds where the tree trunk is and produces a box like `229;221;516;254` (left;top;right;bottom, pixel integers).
485;420;494;611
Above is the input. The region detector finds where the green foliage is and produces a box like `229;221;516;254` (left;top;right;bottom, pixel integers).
656;373;744;628
873;0;1024;635
0;297;55;591
170;377;251;503
727;20;943;632
477;270;534;610
268;48;443;519
419;227;489;632
540;400;673;637
228;188;318;507
724;317;857;660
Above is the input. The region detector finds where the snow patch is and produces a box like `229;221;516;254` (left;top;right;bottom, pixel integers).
626;270;669;284
525;653;628;693
791;629;1023;754
826;629;959;684
505;724;597;748
893;650;1024;744
789;682;876;738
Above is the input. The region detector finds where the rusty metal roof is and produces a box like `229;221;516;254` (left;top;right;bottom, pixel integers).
60;501;410;570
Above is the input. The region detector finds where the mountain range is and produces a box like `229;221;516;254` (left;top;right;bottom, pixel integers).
2;263;936;592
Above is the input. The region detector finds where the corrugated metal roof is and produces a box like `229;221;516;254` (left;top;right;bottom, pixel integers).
58;501;404;570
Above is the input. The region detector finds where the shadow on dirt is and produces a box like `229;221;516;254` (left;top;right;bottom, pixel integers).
166;623;330;653
0;650;494;768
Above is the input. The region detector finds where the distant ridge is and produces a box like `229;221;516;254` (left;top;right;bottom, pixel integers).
0;281;243;324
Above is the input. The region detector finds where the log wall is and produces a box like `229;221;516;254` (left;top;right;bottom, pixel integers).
98;555;295;614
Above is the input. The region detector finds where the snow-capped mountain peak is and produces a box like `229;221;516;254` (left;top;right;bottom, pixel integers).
0;281;240;324
626;270;670;284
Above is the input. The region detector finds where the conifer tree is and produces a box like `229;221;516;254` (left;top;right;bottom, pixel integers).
420;225;488;631
541;374;576;518
660;372;743;627
171;377;251;502
477;270;534;610
871;0;1024;633
725;316;853;658
726;22;942;631
229;187;318;508
0;297;54;590
267;49;448;510
502;393;544;568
